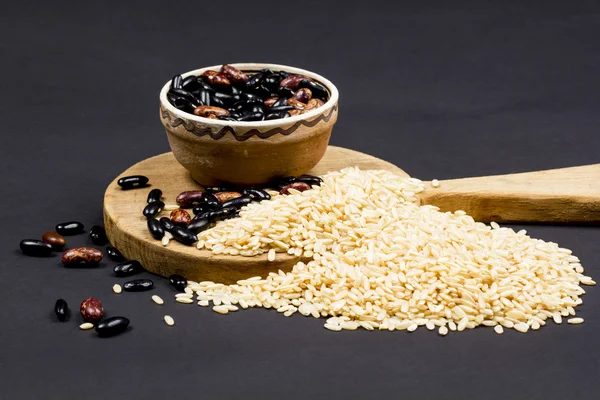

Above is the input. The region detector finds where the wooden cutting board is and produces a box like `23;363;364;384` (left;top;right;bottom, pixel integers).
103;145;600;283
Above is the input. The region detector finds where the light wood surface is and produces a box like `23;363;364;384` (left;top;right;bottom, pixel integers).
103;146;406;283
104;146;600;282
420;164;600;223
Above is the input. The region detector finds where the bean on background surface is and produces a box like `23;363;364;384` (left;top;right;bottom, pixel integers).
147;218;165;240
54;299;69;322
55;221;85;236
113;260;144;277
143;201;165;219
106;246;126;262
123;279;154;292
169;274;188;292
89;225;108;246
61;247;103;267
19;239;53;257
147;188;163;204
96;316;130;337
42;231;66;250
117;175;149;190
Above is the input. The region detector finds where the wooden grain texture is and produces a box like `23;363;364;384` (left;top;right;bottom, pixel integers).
103;146;406;283
420;164;600;223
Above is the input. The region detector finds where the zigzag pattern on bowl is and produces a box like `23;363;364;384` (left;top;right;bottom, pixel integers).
160;104;338;142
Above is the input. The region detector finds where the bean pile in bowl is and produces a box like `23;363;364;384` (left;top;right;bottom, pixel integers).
166;64;330;122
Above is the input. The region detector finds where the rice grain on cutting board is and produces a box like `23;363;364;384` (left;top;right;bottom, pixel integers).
184;167;592;334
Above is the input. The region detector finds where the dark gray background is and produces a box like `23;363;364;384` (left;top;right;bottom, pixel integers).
1;1;599;399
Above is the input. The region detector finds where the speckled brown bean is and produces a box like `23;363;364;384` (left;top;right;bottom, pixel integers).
280;75;307;90
42;231;66;250
220;64;248;84
280;182;311;195
288;109;303;116
214;191;242;203
202;70;231;88
193;105;230;118
61;247;103;267
170;209;192;226
304;98;325;111
176;190;204;208
80;297;104;323
264;97;278;107
293;88;312;104
287;98;307;110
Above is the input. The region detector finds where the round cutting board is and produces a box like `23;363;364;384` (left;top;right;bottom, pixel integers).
103;146;406;283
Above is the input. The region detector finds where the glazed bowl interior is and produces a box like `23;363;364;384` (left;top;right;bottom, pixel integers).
159;63;339;126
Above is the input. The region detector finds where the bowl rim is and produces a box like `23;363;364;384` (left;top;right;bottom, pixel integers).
159;63;339;127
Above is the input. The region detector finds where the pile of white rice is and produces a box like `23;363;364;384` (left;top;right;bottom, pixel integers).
180;167;594;334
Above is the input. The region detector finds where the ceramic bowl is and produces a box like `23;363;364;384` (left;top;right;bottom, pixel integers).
159;63;339;186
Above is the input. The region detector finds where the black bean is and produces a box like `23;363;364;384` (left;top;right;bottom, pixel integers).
230;85;241;95
238;112;264;122
246;73;264;88
221;195;252;209
279;71;290;78
268;105;294;113
169;88;200;105
278;86;295;98
143;201;165;219
96;316;130;337
252;85;271;99
106;246;125;262
89;225;108;246
182;75;200;91
187;216;210;234
171;75;183;90
20;239;53;257
117;175;149;190
261;68;274;76
171;226;198;245
123;279;154;292
147;188;163;204
200;192;220;210
296;175;324;186
169;274;187;292
230;112;242;119
114;260;143;277
206;206;237;221
56;221;85;236
300;79;329;100
171;96;196;112
159;217;175;232
210;95;225;108
272;176;297;189
213;91;235;105
264;73;282;89
54;299;69;322
193;88;211;106
242;188;271;201
198;81;215;92
147;218;165;240
232;100;250;113
272;97;289;108
218;116;238;121
265;111;291;120
251;104;265;115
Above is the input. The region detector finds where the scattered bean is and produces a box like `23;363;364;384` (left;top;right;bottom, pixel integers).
296;174;323;186
159;217;175;232
176;190;204;208
200;192;221;210
147;188;163;204
242;188;271;201
42;231;66;250
170;209;192;225
187;216;210;234
123;279;154;292
89;225;108;246
204;185;233;193
19;239;53;257
95;316;130;337
169;274;188;292
80;298;104;323
54;299;69;322
171;226;198;245
113;260;143;277
280;182;311;194
117;175;149;190
214;191;242;203
80;322;94;330
147;218;165;240
221;195;252;209
62;247;103;267
206;206;237;221
143;201;165;219
56;221;85;236
106;246;126;262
